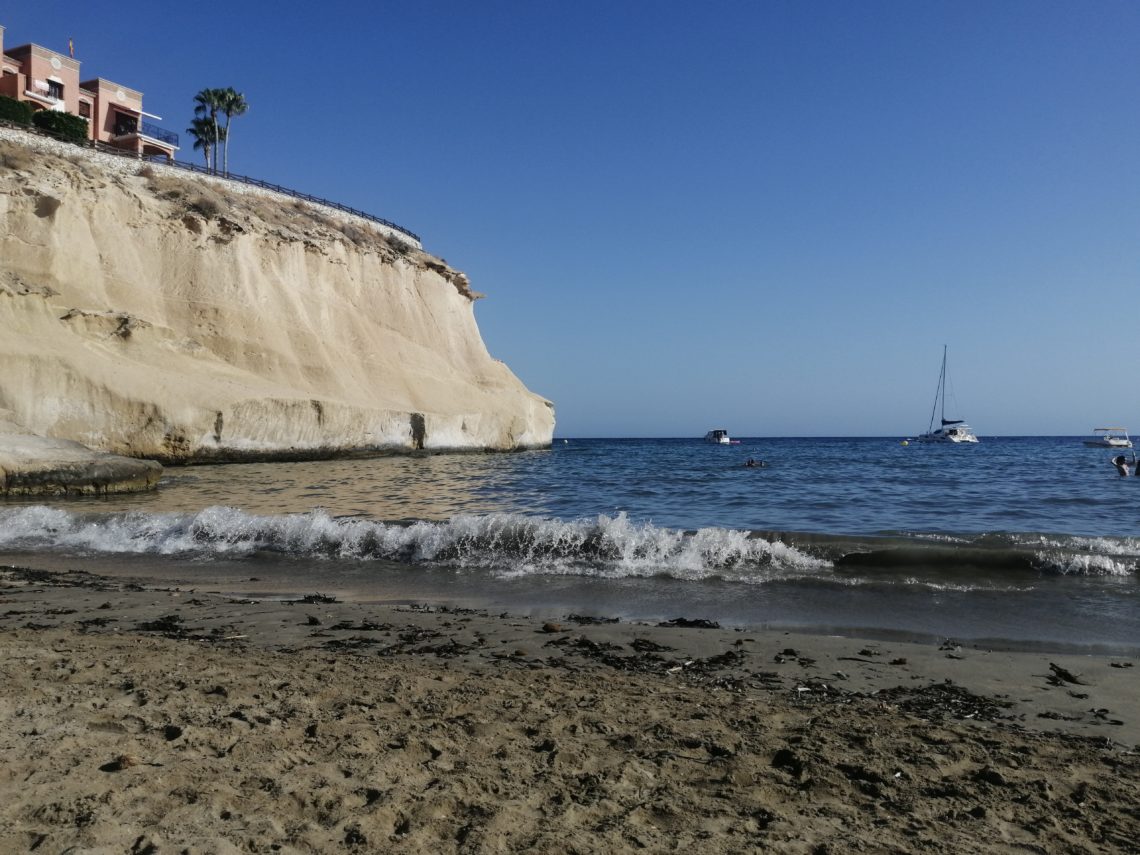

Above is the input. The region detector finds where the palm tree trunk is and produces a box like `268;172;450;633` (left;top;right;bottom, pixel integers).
222;117;231;176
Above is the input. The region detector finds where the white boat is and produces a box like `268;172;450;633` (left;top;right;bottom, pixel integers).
704;429;732;444
915;346;979;444
1083;427;1132;448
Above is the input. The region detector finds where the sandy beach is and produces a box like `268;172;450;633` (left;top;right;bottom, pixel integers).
1;562;1137;854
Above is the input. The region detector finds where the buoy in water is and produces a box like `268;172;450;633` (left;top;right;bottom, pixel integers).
901;440;909;446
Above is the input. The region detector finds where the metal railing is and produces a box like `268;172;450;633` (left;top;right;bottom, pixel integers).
0;118;421;244
114;119;180;148
156;158;420;243
141;121;178;147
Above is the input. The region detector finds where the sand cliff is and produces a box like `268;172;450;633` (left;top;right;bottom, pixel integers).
0;131;554;468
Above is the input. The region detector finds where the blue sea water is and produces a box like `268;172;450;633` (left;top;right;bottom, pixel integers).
1;437;1138;651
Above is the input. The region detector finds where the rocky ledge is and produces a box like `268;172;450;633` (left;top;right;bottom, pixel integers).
0;429;161;496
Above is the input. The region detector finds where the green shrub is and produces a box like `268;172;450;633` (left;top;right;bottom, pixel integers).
0;95;34;125
32;110;89;143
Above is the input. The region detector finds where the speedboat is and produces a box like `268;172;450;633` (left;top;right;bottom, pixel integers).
704;429;735;444
1083;428;1132;448
915;346;979;444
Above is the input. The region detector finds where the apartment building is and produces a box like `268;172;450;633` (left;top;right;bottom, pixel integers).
0;24;178;159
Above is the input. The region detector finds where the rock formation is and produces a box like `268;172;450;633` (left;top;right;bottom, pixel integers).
0;411;161;495
0;131;554;477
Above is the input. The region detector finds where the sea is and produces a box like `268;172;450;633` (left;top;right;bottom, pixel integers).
1;436;1138;654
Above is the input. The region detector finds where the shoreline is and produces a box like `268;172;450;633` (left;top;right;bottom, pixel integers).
2;563;1138;852
4;549;1136;659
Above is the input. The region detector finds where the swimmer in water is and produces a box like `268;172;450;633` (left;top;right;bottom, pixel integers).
1112;455;1131;477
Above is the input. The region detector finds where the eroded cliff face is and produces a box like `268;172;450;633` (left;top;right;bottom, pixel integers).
0;135;554;462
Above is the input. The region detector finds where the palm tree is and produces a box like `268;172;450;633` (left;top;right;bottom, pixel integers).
193;88;225;173
217;87;248;176
185;117;219;171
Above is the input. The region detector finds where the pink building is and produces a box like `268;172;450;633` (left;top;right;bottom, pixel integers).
0;24;178;159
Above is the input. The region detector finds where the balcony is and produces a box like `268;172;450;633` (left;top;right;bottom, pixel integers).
141;120;178;147
113;119;178;148
24;87;61;106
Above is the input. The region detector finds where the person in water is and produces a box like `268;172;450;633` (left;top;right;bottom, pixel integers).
745;458;766;468
1111;455;1131;477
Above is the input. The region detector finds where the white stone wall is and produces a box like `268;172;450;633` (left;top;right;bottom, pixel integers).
0;124;423;249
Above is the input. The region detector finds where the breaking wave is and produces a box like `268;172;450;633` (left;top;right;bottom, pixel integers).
0;506;1135;582
0;506;829;583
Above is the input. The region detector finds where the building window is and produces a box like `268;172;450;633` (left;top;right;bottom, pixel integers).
79;102;91;119
46;80;63;100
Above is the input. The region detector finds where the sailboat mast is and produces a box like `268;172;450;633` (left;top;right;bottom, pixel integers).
926;345;947;433
939;345;947;423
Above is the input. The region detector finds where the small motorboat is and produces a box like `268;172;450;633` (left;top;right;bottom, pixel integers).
704;429;738;444
1083;428;1132;449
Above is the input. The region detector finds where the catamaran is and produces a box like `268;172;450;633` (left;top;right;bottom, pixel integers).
916;346;979;444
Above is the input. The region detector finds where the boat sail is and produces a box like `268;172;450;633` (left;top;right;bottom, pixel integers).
916;346;978;444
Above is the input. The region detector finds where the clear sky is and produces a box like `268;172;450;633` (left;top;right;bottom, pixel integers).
6;2;1139;437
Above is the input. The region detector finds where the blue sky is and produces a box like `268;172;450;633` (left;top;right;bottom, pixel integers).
7;2;1139;437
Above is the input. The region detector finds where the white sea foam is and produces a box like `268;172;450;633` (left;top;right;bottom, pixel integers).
898;577;1036;593
3;505;1134;580
1032;550;1136;577
0;506;830;581
1031;534;1140;557
1006;533;1139;576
